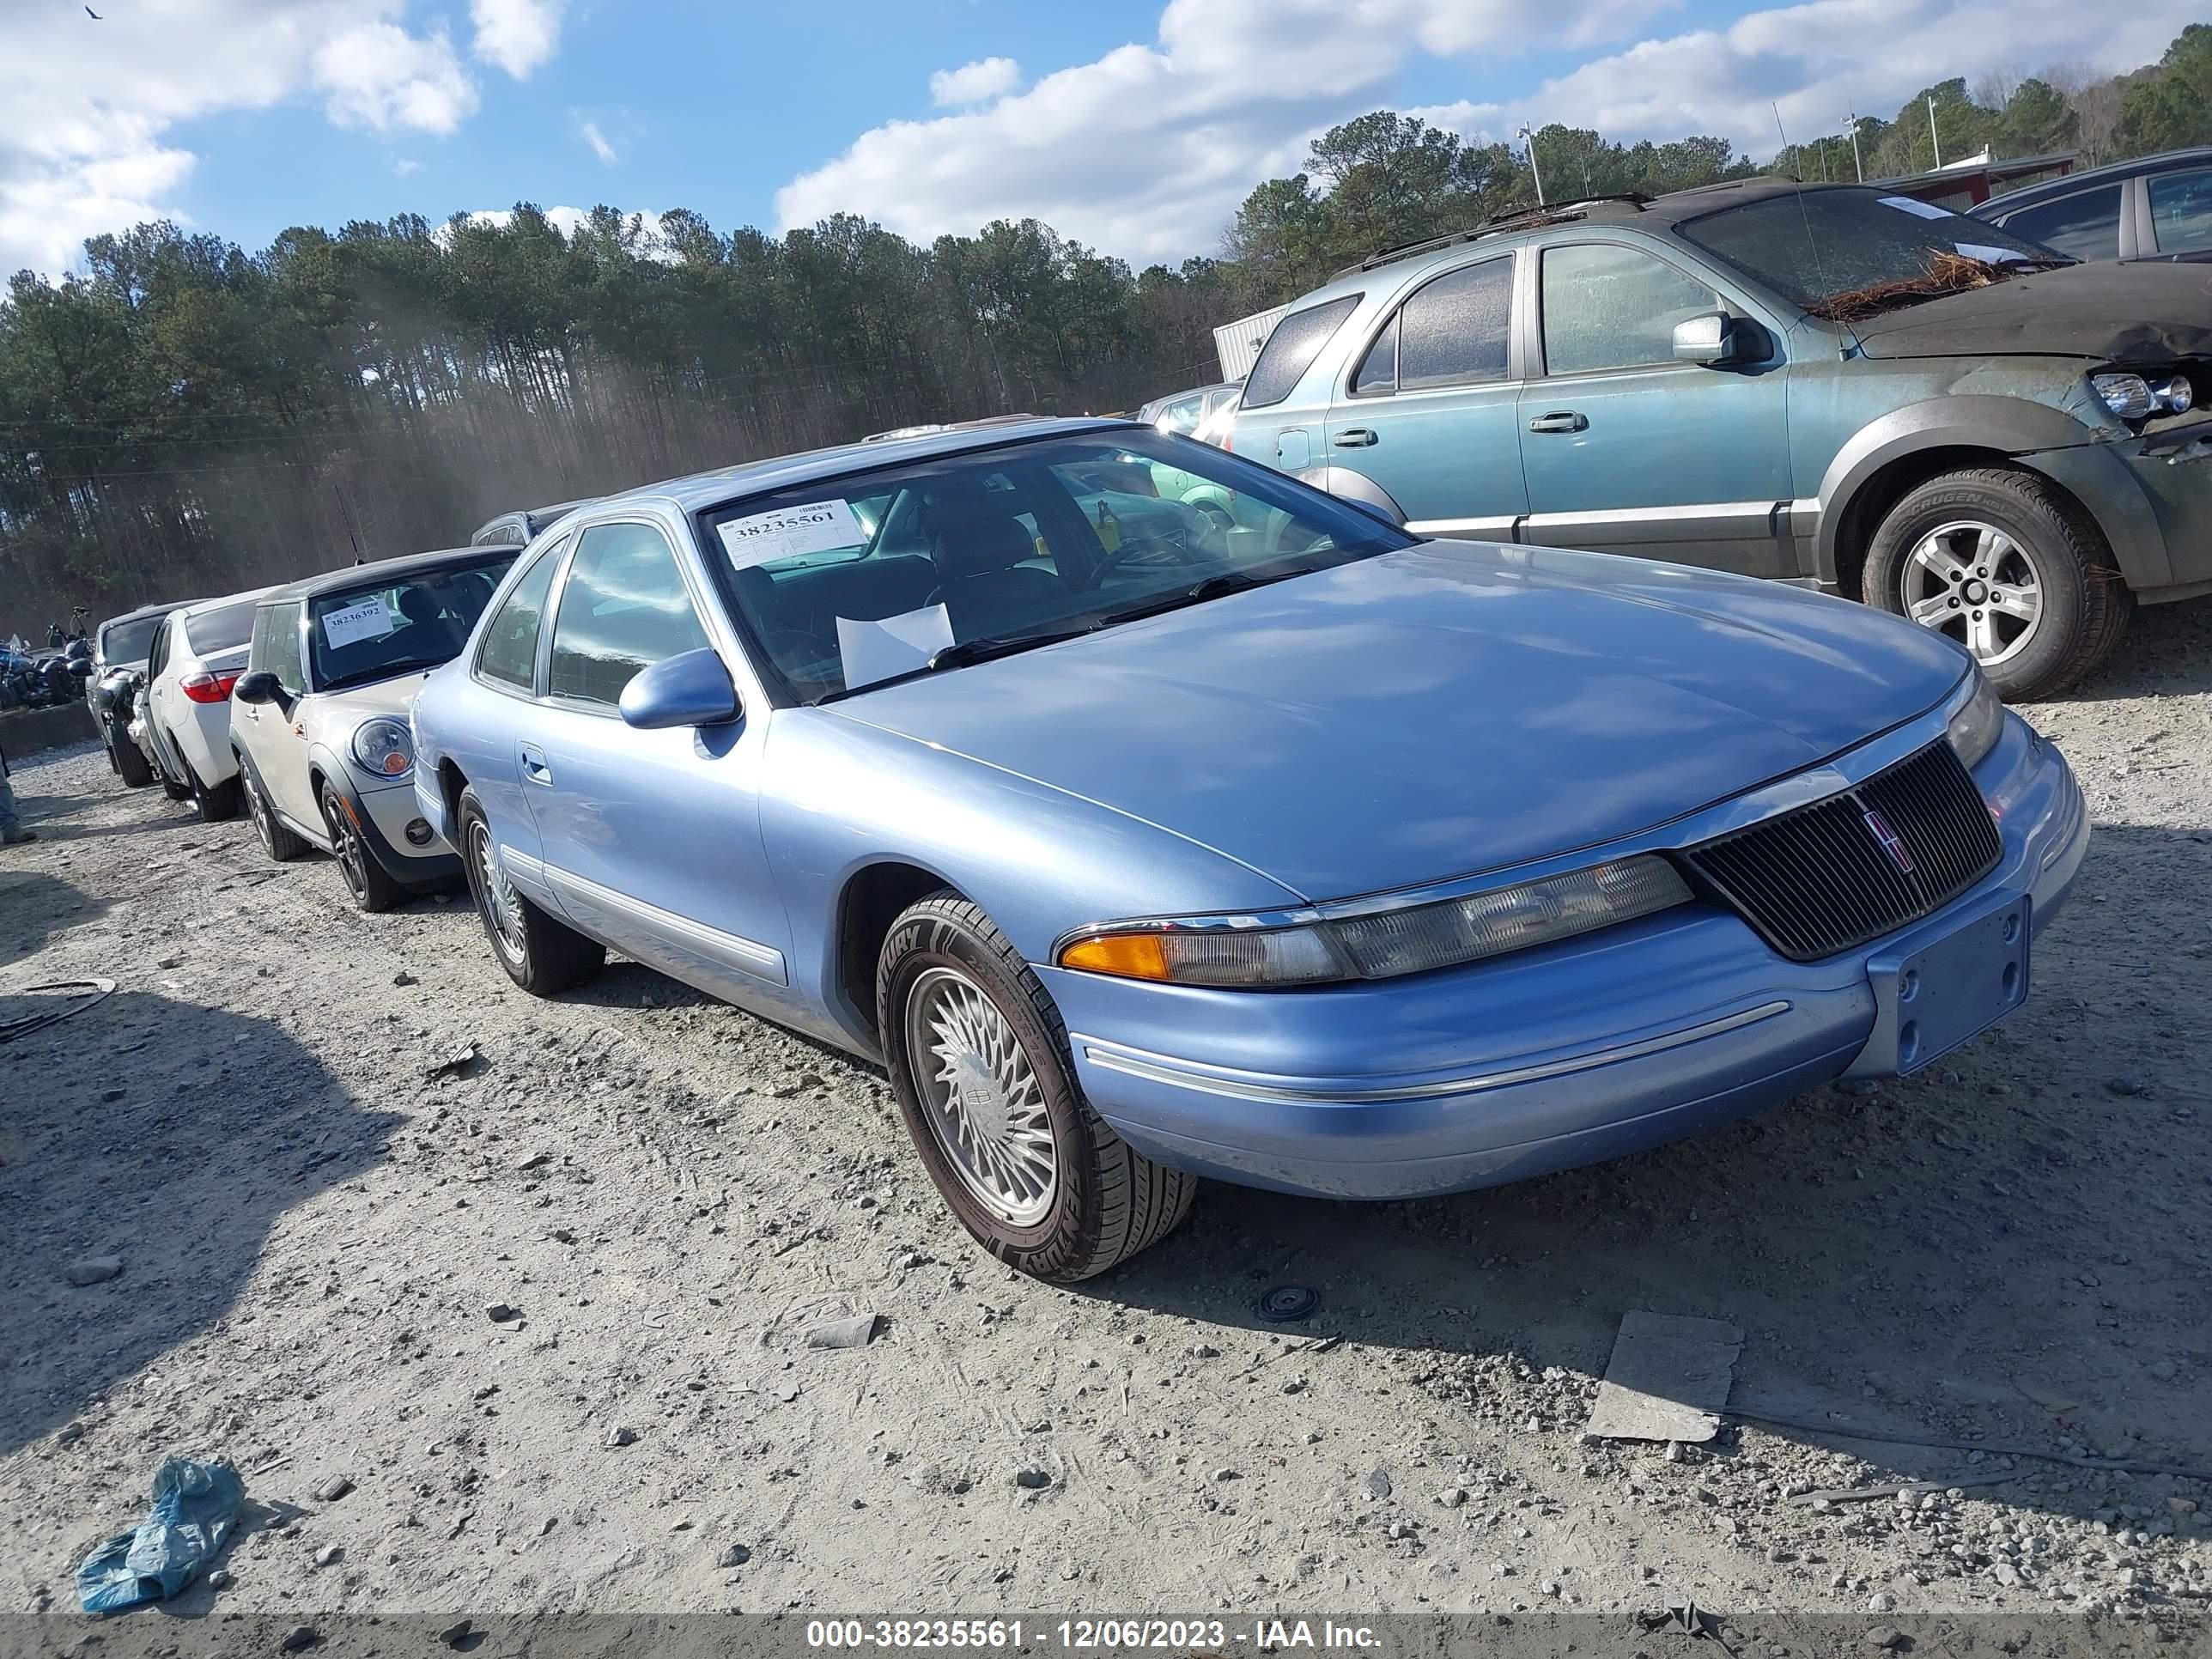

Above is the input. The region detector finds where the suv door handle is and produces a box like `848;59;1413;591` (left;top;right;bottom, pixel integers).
1331;428;1378;447
520;743;552;787
1528;411;1589;434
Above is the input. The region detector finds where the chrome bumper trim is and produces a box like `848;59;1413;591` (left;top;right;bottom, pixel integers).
1075;1000;1794;1107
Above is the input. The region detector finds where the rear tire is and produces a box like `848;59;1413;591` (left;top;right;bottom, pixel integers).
319;781;403;911
1863;467;2130;702
457;786;603;994
111;729;155;789
241;759;308;861
878;890;1195;1282
191;769;241;823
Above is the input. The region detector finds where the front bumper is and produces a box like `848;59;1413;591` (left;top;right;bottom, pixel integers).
356;775;461;890
1052;714;2087;1200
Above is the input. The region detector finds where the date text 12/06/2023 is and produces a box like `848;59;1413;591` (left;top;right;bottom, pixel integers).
804;1620;1383;1650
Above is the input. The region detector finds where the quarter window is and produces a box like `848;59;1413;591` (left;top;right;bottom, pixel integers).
1995;185;2122;261
1540;244;1717;376
2148;168;2212;254
1242;295;1361;409
548;523;712;707
476;539;563;691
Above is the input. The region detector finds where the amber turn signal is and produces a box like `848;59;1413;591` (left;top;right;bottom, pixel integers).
1057;933;1170;981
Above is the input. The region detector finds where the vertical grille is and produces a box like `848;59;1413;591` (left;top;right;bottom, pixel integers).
1683;740;2002;962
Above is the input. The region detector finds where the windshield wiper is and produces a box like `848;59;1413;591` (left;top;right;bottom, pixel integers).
813;629;1093;703
1089;569;1292;629
319;658;448;692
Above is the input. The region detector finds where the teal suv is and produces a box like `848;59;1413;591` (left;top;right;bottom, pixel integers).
1231;180;2212;700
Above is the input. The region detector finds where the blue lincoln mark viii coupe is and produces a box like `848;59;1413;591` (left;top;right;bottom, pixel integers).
409;418;2088;1281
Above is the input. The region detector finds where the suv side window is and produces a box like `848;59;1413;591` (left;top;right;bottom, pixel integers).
1242;295;1361;409
1540;244;1717;375
547;523;712;708
256;603;307;693
1994;185;2122;261
476;538;565;691
1364;256;1514;392
2148;168;2212;253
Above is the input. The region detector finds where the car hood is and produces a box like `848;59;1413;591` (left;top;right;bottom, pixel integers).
320;670;428;720
1849;259;2212;362
830;543;1968;902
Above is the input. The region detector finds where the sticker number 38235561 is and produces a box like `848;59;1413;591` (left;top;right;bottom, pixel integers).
715;500;863;568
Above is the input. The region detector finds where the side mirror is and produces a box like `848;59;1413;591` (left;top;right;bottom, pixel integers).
619;647;741;730
234;671;283;706
1673;312;1754;366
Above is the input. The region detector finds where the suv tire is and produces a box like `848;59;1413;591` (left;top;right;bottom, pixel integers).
1864;467;2130;702
878;890;1195;1282
457;786;604;994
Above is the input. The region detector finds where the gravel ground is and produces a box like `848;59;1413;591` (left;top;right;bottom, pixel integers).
3;601;2209;1629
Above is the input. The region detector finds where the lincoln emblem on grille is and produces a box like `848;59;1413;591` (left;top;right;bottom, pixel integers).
1863;808;1915;874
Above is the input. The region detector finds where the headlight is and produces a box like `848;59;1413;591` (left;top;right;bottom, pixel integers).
2091;372;2153;421
1944;671;2005;769
1057;854;1692;988
351;717;414;778
2153;373;2195;415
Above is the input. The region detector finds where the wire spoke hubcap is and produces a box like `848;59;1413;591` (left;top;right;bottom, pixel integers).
903;965;1058;1226
471;823;527;960
1901;519;2044;666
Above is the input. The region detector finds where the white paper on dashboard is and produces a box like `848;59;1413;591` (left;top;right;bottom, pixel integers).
716;499;863;568
321;595;394;649
836;604;954;690
1878;194;1951;219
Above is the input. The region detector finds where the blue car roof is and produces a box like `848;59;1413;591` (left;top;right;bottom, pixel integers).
625;417;1139;516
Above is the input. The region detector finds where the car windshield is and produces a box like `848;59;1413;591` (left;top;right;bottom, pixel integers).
308;552;519;689
699;429;1415;702
100;614;165;663
1676;186;2071;314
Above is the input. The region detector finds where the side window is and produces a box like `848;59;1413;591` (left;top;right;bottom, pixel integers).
1540;244;1717;376
148;622;169;678
1396;257;1513;389
1152;395;1204;434
2148;169;2212;254
1241;295;1361;409
476;538;564;691
263;603;306;692
548;523;713;707
1996;185;2122;261
1351;315;1398;394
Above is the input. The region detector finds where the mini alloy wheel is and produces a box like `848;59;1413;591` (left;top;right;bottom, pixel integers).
902;963;1058;1225
1899;519;2044;667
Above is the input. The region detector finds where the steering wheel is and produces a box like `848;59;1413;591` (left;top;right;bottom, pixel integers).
1084;530;1206;591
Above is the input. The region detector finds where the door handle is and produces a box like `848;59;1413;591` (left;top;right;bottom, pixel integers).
1331;428;1378;447
520;743;552;787
1528;411;1589;434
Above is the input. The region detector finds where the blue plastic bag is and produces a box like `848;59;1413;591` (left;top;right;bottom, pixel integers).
76;1457;244;1613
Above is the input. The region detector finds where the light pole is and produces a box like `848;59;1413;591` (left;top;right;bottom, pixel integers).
1516;125;1547;206
1844;112;1864;181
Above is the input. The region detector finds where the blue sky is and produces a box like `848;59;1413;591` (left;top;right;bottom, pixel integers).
1;0;2201;279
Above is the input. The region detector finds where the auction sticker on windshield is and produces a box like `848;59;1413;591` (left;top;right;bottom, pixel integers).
717;500;864;568
1879;195;1952;219
321;595;395;650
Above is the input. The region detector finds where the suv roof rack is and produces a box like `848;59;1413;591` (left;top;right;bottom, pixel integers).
1331;194;1654;279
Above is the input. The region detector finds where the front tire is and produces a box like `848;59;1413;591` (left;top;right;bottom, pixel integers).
1863;467;2130;702
878;890;1194;1282
241;760;308;861
457;787;603;994
319;781;403;911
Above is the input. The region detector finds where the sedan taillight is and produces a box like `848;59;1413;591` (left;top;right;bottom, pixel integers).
180;670;241;704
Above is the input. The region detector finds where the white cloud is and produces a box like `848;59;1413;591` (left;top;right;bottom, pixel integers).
778;0;1683;261
929;56;1021;106
394;156;423;176
469;0;563;78
312;21;476;135
0;1;563;281
781;0;2203;263
580;119;617;164
1420;0;2202;159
